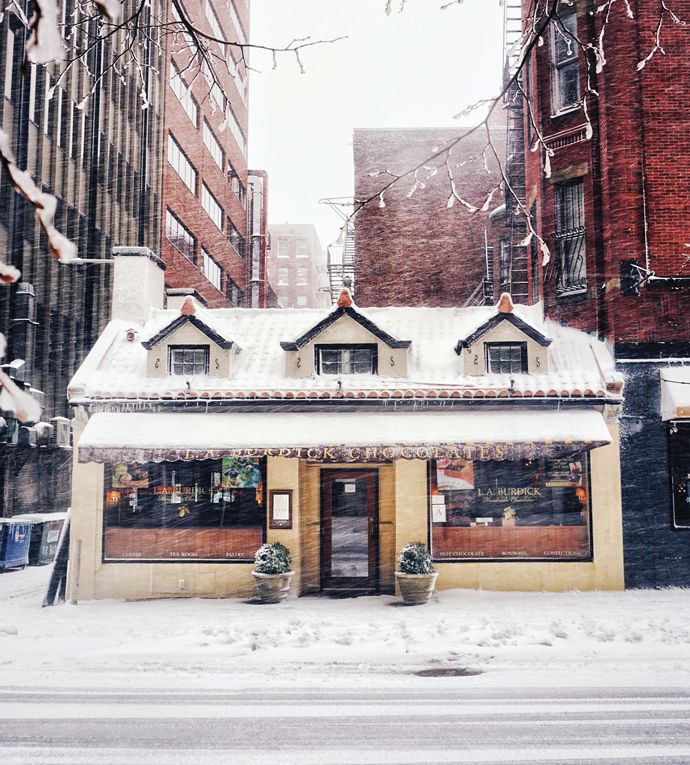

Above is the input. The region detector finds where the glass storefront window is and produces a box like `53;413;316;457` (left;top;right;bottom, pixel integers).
429;455;591;561
103;458;265;562
668;425;690;529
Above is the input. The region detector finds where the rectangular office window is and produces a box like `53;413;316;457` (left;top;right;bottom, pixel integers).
226;275;243;306
316;345;377;375
550;12;580;114
485;343;528;375
297;267;309;285
224;103;246;156
277;267;289;285
430;456;591;561
228;161;245;206
28;64;37;122
227;218;244;256
4;30;14;101
229;0;247;45
296;243;309;259
203;121;224;171
68;101;79;161
168;134;197;194
201;248;223;291
205;0;225;51
202;61;225;111
43;73;56;137
170;61;198;126
554;180;587;295
170;2;194;52
166;209;196;262
201;184;223;231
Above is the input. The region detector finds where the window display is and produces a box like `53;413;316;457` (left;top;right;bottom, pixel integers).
668;426;690;529
103;458;265;562
430;455;591;561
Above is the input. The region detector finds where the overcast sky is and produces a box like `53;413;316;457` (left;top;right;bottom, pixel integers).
248;0;504;250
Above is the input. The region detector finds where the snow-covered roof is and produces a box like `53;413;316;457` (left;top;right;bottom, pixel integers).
68;302;623;405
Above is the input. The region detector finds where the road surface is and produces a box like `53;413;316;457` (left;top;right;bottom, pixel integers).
1;685;689;764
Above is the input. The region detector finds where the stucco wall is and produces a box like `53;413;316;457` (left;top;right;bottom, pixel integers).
463;322;549;376
432;422;624;591
284;314;409;378
145;323;231;378
69;420;624;600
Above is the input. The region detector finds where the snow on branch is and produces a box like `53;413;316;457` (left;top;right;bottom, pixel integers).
0;368;42;423
25;0;64;64
0;335;42;422
93;0;122;24
0;130;77;264
637;0;687;71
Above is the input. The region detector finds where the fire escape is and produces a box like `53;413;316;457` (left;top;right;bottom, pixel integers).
503;0;530;304
322;199;356;302
464;0;527;308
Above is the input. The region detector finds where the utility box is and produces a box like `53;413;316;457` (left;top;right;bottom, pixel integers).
11;513;67;566
0;520;32;570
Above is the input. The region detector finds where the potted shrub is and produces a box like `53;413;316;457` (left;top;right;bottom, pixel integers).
252;542;294;603
395;541;438;606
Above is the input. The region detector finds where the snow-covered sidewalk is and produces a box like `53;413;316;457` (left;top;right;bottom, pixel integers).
1;566;689;690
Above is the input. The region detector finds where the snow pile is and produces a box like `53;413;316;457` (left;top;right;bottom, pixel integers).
1;567;689;689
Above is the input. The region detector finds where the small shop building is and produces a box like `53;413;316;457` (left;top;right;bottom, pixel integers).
67;248;625;600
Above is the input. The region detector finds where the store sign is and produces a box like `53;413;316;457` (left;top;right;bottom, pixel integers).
83;441;595;464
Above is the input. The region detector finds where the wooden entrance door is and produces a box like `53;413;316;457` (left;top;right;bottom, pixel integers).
321;469;378;593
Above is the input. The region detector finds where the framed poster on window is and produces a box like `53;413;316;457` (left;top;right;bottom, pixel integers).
270;490;292;529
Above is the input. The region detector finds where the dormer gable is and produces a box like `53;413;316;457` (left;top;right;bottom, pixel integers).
280;291;411;378
142;297;238;378
455;294;551;376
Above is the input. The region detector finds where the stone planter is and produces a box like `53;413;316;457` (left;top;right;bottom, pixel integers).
395;571;439;606
252;570;295;604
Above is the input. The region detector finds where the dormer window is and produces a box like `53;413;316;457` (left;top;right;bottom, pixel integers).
168;345;209;375
316;344;377;375
485;342;527;374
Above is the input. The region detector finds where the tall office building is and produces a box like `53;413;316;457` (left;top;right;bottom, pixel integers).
0;0;164;516
160;0;251;308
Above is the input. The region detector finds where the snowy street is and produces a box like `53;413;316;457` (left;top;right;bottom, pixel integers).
2;686;690;764
1;566;690;762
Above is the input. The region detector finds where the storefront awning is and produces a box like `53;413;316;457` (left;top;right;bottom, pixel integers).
661;370;690;421
77;410;612;464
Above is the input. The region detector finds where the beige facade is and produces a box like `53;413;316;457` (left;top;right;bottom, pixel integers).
67;252;625;601
144;322;235;378
68;418;624;602
462;320;550;376
284;313;409;378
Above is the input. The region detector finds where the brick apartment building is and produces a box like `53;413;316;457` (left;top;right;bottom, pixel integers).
161;0;250;308
266;224;329;308
0;0;164;517
352;127;505;308
514;0;690;586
